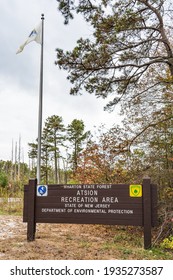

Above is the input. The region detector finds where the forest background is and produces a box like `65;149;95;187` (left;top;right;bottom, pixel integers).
0;0;173;250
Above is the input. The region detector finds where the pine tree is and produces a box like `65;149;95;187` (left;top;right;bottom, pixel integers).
56;0;173;111
67;119;90;172
44;115;65;183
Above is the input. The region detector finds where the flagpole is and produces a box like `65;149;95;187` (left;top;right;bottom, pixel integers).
37;14;44;184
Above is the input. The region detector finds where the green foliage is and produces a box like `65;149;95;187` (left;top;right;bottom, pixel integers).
57;0;75;24
161;236;173;250
43;115;65;184
67;119;90;172
56;0;173;111
0;172;8;188
67;178;79;184
27;116;90;184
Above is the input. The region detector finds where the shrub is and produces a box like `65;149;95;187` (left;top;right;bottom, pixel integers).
0;172;8;188
161;235;173;250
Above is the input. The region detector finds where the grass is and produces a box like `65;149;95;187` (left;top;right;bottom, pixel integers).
99;226;173;260
0;216;173;260
100;240;173;260
79;240;91;248
0;188;23;215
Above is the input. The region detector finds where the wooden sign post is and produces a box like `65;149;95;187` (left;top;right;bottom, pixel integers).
23;178;157;248
25;179;37;241
143;177;152;249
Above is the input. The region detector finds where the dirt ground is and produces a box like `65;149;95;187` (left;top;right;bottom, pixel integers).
0;215;138;260
0;215;173;260
0;215;123;260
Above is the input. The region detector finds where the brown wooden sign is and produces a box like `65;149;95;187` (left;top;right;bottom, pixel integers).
23;178;157;249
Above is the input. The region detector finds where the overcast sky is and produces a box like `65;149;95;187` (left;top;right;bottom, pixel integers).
0;0;121;163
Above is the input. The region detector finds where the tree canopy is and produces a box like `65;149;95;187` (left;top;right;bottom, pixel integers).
56;0;173;111
67;119;90;171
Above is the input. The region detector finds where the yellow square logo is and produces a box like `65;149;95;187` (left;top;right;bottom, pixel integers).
129;185;142;197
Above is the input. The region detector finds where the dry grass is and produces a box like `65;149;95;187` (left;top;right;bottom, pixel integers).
0;215;173;260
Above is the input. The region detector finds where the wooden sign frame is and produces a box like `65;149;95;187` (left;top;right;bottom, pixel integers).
23;178;157;249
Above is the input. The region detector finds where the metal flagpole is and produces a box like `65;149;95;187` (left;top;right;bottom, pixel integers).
37;14;44;184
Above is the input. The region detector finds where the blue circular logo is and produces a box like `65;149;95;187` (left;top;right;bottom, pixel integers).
38;185;47;195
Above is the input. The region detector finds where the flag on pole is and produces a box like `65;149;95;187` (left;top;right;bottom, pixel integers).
16;14;44;184
16;22;42;54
